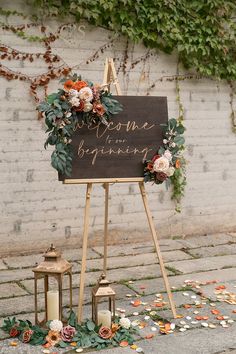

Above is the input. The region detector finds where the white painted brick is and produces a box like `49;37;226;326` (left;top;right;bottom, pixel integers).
0;4;235;254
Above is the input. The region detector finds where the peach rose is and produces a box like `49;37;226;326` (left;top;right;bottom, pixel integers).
78;87;93;102
93;103;106;116
153;156;169;173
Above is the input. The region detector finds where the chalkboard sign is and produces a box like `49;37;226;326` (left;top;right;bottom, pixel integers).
60;96;168;182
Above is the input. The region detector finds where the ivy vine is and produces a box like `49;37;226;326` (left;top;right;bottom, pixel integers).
2;0;236;208
29;0;236;81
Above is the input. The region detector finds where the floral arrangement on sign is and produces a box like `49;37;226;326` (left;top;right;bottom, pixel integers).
143;118;185;186
1;311;136;350
37;74;123;176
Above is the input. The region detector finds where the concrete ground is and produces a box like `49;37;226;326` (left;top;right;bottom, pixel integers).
1;232;236;354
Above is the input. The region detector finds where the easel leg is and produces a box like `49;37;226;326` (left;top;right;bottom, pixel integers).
139;182;177;318
103;183;109;275
77;183;93;323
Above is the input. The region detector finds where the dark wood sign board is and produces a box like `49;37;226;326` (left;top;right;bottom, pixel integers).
59;96;168;181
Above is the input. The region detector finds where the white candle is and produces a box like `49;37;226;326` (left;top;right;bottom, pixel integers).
47;290;59;320
97;310;111;327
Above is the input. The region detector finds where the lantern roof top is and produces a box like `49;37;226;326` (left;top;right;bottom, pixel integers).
92;273;116;297
32;244;71;274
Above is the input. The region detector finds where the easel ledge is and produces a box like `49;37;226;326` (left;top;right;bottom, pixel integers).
63;177;144;184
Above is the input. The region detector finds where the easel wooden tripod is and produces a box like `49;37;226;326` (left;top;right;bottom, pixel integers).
64;58;177;323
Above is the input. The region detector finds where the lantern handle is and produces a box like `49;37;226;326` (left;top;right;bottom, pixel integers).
46;244;56;253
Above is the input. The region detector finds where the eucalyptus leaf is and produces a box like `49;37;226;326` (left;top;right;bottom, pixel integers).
86;320;95;331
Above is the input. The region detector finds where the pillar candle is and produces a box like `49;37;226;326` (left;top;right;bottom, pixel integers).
47;290;59;320
97;310;111;327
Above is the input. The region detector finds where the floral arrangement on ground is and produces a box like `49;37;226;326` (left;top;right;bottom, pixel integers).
1;311;136;351
143;118;185;189
37;74;123;176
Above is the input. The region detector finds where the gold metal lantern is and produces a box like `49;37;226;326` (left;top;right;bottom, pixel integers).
92;273;116;327
32;244;72;325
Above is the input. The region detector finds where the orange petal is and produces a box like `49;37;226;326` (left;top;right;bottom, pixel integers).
232;310;236;313
183;304;192;309
195;316;203;321
43;343;51;348
216;316;225;320
164;323;171;331
70;342;77;347
215;285;226;290
211;309;220;315
145;334;154;339
10;342;18;347
132;300;142;307
120;341;129;347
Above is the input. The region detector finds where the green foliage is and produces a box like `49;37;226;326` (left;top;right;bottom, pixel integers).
170;162;186;212
1;312;136;350
144;118;186;194
1;317;47;345
28;0;236;81
38;75;122;176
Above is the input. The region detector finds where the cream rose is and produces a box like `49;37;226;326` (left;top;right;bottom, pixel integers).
68;89;79;97
166;166;175;177
153;156;169;173
119;317;131;329
70;97;80;107
83;102;93;112
78;87;93;102
49;319;63;332
164;150;172;161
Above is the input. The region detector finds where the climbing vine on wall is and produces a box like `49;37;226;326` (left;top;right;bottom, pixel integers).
29;0;236;81
2;1;235;207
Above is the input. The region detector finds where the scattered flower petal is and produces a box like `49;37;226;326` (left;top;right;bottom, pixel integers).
179;328;187;332
10;342;18;347
201;323;209;328
120;341;129;347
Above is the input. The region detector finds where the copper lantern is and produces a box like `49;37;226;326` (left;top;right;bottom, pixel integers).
92;273;116;326
32;244;72;325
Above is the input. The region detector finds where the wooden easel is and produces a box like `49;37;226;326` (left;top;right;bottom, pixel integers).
64;58;177;323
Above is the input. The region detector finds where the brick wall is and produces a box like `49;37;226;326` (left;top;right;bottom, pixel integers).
0;2;236;255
